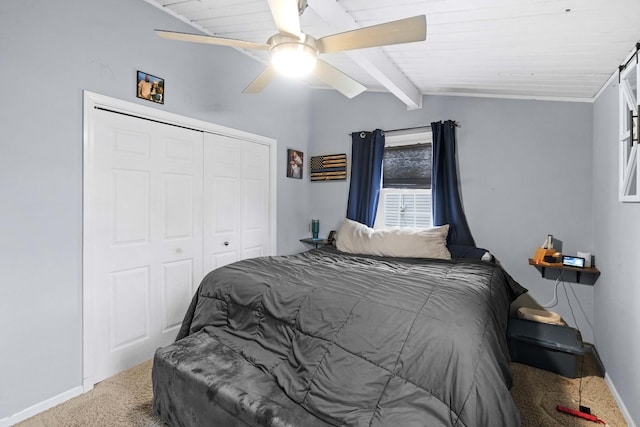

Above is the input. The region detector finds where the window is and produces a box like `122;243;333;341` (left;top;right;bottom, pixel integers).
619;54;640;202
374;131;433;229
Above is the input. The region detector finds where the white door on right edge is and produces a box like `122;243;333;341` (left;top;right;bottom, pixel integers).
203;133;270;275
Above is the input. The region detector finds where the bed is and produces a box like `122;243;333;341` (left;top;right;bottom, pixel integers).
152;223;526;427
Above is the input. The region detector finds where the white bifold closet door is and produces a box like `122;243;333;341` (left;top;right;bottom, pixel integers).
89;110;203;384
203;133;270;272
86;109;272;386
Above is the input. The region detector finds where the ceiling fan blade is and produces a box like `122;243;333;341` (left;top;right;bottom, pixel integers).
267;0;302;37
317;15;426;54
243;66;278;94
155;30;270;51
314;59;366;99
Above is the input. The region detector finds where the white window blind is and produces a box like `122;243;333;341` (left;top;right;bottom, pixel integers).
379;189;432;228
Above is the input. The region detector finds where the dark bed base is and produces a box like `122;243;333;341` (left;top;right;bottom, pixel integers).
152;327;332;427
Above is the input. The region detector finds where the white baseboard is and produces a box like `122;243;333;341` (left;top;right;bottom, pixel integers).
0;386;83;427
605;373;637;427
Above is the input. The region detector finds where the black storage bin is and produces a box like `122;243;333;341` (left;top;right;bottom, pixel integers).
507;316;584;378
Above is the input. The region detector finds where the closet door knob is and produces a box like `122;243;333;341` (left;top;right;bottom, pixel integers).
224;241;229;246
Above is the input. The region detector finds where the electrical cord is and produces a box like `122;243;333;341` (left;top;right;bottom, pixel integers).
542;274;602;422
562;281;580;334
567;281;597;350
562;280;586;408
540;271;563;308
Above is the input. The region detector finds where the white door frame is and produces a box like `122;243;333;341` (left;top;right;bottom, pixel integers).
82;91;277;391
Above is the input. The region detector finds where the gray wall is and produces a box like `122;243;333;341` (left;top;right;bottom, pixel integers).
309;90;596;343
0;0;312;419
593;78;640;423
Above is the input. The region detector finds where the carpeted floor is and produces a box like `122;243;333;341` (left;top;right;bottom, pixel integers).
510;353;627;426
17;353;627;427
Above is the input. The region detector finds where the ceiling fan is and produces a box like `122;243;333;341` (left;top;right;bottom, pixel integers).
156;0;426;99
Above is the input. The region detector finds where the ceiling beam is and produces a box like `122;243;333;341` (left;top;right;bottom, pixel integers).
307;0;423;110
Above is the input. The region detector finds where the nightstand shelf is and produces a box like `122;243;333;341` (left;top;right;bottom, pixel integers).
528;258;600;283
300;238;328;248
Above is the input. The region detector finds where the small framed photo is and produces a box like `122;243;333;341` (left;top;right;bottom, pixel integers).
287;149;304;179
137;70;164;104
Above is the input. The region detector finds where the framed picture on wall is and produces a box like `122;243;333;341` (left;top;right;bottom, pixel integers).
287;149;304;179
136;70;164;104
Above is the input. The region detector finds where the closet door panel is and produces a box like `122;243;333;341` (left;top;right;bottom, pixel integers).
155;131;203;347
89;110;202;385
203;134;271;272
241;142;270;259
109;266;150;350
203;135;242;273
161;259;194;333
208;176;241;269
241;178;268;259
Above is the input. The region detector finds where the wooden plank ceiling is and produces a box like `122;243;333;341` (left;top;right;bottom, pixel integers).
146;0;640;108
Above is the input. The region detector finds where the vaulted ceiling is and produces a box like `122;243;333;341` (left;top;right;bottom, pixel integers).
146;0;640;108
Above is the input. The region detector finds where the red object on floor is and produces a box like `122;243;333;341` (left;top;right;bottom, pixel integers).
557;405;606;424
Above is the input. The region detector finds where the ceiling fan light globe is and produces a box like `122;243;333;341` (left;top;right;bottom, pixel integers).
270;42;317;78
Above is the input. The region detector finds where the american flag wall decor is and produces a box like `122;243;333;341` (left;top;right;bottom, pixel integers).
310;153;347;181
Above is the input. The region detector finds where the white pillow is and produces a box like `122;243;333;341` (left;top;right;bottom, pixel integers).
336;219;451;259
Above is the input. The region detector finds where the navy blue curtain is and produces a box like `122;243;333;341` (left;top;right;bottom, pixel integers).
346;129;385;227
431;120;476;247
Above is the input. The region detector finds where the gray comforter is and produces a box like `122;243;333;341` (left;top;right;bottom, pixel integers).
154;248;526;426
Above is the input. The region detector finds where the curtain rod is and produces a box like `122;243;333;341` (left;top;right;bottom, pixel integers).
349;126;428;136
349;122;459;137
385;125;431;135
